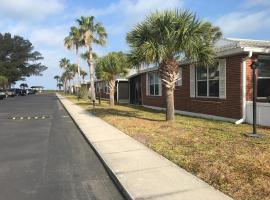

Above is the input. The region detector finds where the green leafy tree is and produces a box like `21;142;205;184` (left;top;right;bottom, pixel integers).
96;52;130;106
0;76;8;88
126;10;222;121
77;16;107;101
0;33;47;85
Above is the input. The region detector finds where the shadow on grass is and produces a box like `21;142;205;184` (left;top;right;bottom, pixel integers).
86;106;165;122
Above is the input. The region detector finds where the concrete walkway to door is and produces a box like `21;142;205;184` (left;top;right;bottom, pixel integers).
57;94;233;200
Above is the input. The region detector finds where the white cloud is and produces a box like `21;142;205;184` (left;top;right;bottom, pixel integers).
76;0;183;34
244;0;270;8
0;0;64;20
30;25;69;48
216;11;270;35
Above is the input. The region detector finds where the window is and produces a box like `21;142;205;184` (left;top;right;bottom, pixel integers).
147;72;161;96
196;63;219;97
175;67;183;86
103;81;109;93
258;56;270;97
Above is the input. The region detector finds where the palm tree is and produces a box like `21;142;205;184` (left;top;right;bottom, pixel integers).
64;26;82;87
54;75;60;90
80;70;87;83
20;83;28;89
77;16;107;102
126;10;222;121
57;83;63;90
59;58;70;93
96;52;130;106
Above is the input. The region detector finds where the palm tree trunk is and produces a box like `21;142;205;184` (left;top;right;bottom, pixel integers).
108;79;115;106
159;58;178;122
76;48;81;96
88;46;96;101
166;88;174;121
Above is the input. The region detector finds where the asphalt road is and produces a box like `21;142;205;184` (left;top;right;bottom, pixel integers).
0;93;124;200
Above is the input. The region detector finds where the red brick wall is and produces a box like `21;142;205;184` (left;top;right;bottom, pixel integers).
141;55;244;119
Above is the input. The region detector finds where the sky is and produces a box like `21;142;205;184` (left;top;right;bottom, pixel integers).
0;0;270;89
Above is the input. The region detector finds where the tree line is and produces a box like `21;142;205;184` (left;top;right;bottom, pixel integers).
55;9;222;121
0;33;47;88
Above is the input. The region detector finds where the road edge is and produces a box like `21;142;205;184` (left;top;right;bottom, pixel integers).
56;93;133;200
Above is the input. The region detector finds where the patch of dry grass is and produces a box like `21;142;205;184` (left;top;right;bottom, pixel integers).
65;94;270;200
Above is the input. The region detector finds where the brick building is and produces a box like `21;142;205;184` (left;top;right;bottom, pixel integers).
128;38;270;126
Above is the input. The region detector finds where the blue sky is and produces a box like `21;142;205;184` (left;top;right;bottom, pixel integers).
0;0;270;89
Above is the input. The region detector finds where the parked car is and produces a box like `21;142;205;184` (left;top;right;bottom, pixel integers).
27;89;35;95
6;89;16;97
0;90;6;100
20;89;27;96
10;88;21;96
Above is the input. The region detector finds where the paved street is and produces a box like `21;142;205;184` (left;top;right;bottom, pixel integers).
0;94;124;200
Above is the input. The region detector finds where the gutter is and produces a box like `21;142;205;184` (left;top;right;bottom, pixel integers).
235;51;253;124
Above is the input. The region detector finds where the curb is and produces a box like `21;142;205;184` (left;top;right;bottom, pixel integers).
57;94;133;200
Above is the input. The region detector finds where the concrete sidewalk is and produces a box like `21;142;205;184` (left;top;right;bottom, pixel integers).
57;94;233;200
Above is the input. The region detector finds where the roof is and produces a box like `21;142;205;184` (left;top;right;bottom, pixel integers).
215;38;270;56
127;38;270;78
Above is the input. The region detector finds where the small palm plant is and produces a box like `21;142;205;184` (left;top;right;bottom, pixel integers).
77;16;107;102
96;52;130;106
127;10;222;121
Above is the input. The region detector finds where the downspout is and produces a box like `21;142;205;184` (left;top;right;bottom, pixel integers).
117;80;119;103
235;51;253;124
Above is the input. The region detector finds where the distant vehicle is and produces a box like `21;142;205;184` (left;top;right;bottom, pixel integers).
6;89;16;97
27;89;35;95
0;90;6;100
10;88;21;96
20;89;27;96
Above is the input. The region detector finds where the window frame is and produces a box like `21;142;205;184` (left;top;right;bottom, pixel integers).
258;56;270;98
196;63;220;98
147;72;162;96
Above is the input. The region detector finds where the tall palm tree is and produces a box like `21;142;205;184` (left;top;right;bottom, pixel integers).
59;58;70;93
54;75;60;90
77;16;107;102
96;52;130;106
126;10;222;121
64;26;82;87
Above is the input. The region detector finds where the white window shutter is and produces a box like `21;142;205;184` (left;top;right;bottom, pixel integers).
179;67;183;86
158;73;162;96
219;59;226;99
190;65;195;97
146;73;149;96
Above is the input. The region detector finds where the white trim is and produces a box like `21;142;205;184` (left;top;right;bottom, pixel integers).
242;60;247;123
143;105;239;123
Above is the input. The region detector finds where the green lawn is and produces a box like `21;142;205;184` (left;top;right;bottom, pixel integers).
64;94;270;200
